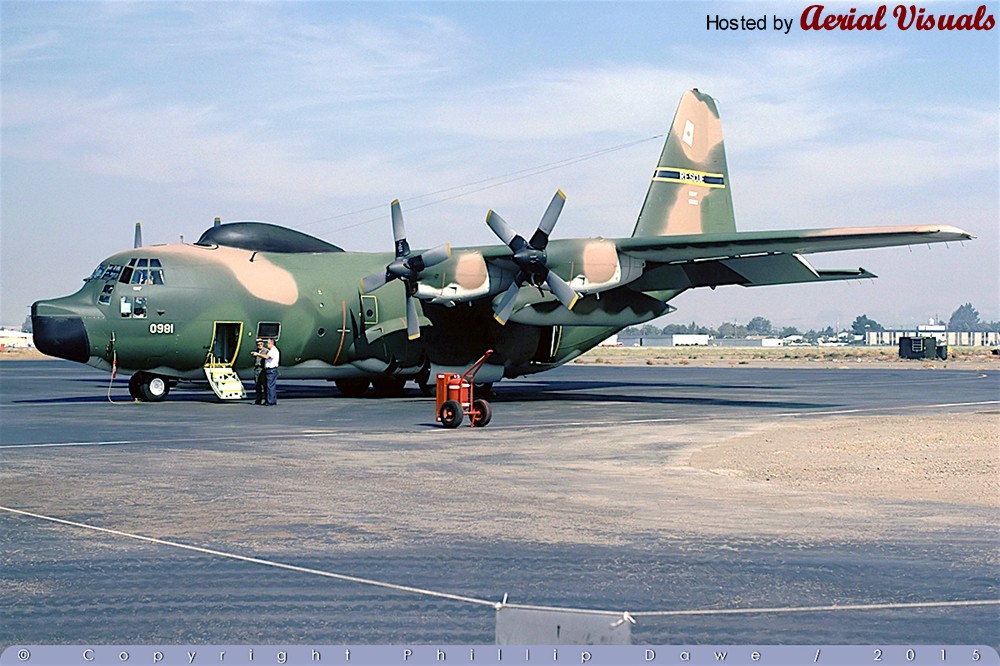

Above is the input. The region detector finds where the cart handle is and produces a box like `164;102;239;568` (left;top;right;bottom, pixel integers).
461;349;494;383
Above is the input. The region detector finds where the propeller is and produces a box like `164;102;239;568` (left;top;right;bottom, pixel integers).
134;222;142;249
360;200;451;340
486;190;579;325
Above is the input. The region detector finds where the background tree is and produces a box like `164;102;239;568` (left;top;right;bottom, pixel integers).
948;303;981;331
718;322;748;338
746;316;773;336
851;314;883;336
21;315;32;334
779;326;801;338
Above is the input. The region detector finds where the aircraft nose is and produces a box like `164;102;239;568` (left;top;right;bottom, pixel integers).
31;301;91;363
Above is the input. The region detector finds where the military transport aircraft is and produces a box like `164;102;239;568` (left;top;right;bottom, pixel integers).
32;89;972;402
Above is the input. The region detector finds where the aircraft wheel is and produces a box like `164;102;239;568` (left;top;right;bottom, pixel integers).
474;382;493;396
371;376;406;397
439;400;463;428
128;373;144;400
335;378;370;397
139;374;170;402
470;399;492;427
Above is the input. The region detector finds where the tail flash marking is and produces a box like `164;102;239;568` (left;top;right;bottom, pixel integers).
683;120;695;147
652;167;726;189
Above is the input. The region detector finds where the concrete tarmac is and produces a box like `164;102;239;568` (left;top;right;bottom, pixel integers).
1;361;997;646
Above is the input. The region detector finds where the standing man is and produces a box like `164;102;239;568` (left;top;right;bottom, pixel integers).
251;339;267;405
263;338;280;406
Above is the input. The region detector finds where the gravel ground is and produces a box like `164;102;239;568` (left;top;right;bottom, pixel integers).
689;411;1000;508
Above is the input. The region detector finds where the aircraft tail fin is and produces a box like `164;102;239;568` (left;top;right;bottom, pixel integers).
631;89;736;238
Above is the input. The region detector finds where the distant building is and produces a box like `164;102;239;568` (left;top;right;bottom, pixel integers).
866;329;999;347
710;337;784;348
618;334;710;347
0;328;34;349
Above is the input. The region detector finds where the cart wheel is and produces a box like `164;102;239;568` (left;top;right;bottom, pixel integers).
470;399;492;427
439;400;463;428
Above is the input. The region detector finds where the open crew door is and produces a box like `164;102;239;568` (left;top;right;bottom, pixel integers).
203;321;246;400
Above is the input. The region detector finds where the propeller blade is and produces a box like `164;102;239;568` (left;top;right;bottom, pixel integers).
544;270;580;310
391;200;409;257
530;190;565;249
492;282;521;325
134;222;143;249
406;294;421;340
417;243;451;269
360;272;388;294
486;210;518;247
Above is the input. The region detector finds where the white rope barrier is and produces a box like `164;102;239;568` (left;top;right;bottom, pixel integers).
3;505;998;622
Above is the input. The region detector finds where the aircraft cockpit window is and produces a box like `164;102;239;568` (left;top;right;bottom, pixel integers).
98;283;114;305
121;258;165;284
101;264;123;281
88;263;108;281
128;268;164;285
132;297;147;319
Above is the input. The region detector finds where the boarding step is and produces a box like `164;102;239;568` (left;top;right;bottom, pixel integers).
203;366;247;400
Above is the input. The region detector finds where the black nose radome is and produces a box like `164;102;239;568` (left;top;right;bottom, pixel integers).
31;303;91;363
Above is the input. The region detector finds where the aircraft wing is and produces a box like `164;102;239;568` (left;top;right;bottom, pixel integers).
611;224;973;291
414;224;973;324
615;224;973;264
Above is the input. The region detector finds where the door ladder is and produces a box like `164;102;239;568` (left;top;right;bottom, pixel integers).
203;362;247;401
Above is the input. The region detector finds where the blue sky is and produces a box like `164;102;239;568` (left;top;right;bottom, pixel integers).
2;1;997;330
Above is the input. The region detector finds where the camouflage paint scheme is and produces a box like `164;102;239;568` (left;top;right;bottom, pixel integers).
32;90;973;399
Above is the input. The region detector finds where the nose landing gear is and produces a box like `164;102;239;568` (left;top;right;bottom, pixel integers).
128;371;171;402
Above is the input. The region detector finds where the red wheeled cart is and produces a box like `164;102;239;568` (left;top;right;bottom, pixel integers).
435;350;493;428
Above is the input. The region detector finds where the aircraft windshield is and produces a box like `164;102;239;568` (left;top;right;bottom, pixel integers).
119;258;166;285
87;263;108;281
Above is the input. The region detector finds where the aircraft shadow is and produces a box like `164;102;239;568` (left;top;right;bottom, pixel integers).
489;389;833;410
